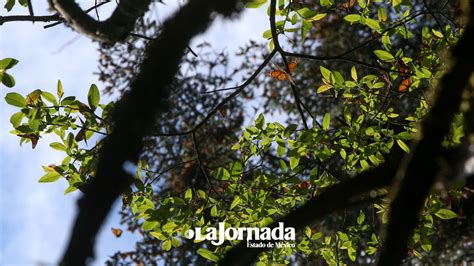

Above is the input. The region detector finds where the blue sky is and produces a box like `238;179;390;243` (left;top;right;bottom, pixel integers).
0;1;267;265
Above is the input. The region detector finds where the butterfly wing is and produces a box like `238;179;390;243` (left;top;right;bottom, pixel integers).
399;78;412;93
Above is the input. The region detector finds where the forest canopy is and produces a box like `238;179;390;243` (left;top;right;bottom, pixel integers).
2;0;474;265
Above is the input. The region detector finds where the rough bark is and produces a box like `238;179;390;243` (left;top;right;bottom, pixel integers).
49;0;151;43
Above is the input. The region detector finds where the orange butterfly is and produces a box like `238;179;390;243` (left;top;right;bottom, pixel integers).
269;60;297;81
111;228;123;238
399;78;412;93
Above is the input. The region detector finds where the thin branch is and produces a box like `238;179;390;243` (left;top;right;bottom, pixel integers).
269;0;308;129
130;32;198;57
151;49;277;137
220;146;404;265
60;0;243;264
377;4;474;265
422;0;452;47
0;14;62;24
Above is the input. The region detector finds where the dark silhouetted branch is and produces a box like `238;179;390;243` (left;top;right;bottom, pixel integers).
60;0;243;264
377;3;474;265
0;14;62;24
49;0;151;42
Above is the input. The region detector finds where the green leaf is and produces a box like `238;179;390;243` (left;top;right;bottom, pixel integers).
4;0;15;11
377;7;387;22
290;156;300;170
297;7;317;19
87;84;100;110
64;185;77;195
0;58;19;70
162;222;177;233
57;80;64;98
317;84;331;93
38;172;61;183
255;113;265;129
1;72;16;87
344;14;361;23
323;112;331;130
197;248;220;262
374;50;395;62
211;205;218;217
357;211;365;225
42;91;57;104
50;142;67;151
351;66;358;81
307;13;327;21
365;18;381;31
263;29;272;39
396;139;410;153
320;66;331;80
435;209;457;219
61;96;75;106
230;196;241;210
162;239;172;251
246;0;267;8
150;231;167;240
10;112;24;128
171;237;181;247
142;221;158;231
320;0;333;7
432;29;444;39
5;92;26;107
185;188;193;201
420;237;432;252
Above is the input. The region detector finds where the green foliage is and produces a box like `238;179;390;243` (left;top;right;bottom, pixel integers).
4;0;468;264
5;81;111;194
0;58;18;87
3;0;27;12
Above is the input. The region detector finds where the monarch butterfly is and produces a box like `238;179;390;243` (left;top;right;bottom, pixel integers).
399;78;412;93
269;60;297;81
111;228;123;237
339;0;356;10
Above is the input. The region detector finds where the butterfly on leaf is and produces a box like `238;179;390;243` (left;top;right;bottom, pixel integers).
111;228;123;238
269;60;297;81
399;78;413;93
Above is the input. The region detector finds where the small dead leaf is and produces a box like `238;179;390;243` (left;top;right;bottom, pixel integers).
218;108;227;118
17;133;40;149
299;181;310;190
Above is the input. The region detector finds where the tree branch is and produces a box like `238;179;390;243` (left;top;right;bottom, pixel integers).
220;147;404;265
60;0;243;264
49;0;151;42
377;3;474;265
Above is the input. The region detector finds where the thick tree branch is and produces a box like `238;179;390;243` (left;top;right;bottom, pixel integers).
60;0;242;264
49;0;151;42
0;1;110;27
377;2;474;265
